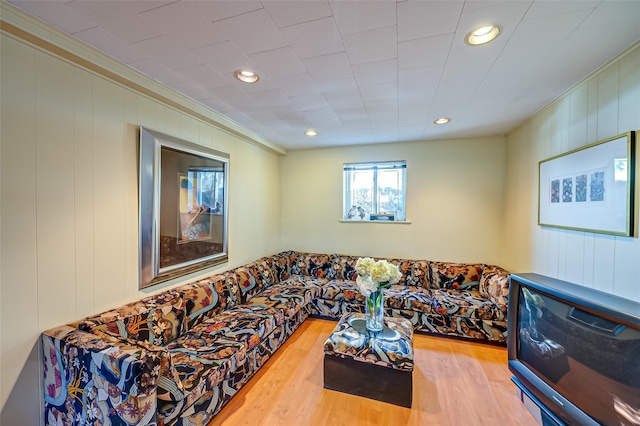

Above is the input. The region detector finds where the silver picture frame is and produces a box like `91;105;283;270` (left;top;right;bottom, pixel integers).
139;127;229;289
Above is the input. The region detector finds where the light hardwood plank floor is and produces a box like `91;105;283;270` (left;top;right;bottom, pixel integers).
209;318;537;426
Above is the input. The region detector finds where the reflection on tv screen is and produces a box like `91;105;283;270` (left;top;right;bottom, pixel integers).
518;288;640;425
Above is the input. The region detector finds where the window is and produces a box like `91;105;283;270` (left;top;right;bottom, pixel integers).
343;161;406;221
191;167;225;214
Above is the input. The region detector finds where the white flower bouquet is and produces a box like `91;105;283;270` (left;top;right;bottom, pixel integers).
355;257;401;297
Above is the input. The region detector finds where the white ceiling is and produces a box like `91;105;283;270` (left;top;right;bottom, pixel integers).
8;0;640;150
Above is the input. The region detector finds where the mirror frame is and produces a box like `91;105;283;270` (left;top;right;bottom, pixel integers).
139;127;229;289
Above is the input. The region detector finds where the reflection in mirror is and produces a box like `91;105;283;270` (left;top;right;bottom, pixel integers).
139;128;229;289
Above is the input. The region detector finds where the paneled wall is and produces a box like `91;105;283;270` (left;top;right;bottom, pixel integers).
280;136;507;265
0;31;282;425
503;43;640;302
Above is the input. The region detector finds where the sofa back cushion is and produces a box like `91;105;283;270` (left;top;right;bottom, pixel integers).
270;251;295;281
234;267;262;302
330;254;359;280
429;262;484;290
290;253;334;279
178;273;242;328
79;292;186;346
479;265;510;309
399;260;431;287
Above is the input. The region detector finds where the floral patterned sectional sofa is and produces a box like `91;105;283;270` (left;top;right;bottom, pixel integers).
42;251;509;426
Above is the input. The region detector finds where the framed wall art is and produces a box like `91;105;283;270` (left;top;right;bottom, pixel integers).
139;127;229;289
538;131;635;236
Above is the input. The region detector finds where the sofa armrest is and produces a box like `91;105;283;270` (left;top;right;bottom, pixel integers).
479;266;510;310
42;325;159;425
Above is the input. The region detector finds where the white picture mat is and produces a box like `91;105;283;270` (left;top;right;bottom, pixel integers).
538;134;632;235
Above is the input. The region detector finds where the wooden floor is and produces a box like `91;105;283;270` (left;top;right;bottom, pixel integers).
209;318;538;426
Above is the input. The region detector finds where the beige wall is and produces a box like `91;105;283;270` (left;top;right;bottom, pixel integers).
503;43;640;302
0;31;281;425
280;136;507;264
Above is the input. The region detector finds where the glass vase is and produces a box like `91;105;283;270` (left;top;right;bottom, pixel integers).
365;289;384;332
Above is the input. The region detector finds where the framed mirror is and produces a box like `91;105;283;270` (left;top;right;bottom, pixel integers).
139;127;229;289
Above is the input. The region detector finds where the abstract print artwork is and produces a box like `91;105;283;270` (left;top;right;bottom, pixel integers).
550;180;560;203
590;171;605;202
562;178;573;203
575;174;587;202
539;131;634;236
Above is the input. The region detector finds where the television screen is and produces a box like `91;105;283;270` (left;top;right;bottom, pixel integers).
513;278;640;425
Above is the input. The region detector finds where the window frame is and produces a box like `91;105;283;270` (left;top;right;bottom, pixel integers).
343;160;407;221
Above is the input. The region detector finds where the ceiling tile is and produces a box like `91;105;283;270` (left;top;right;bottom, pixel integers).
196;1;263;22
130;35;203;70
352;58;397;86
343;25;397;65
397;0;463;42
359;82;398;102
262;0;332;28
304;107;342;128
302;52;353;83
248;89;292;108
327;96;366;114
73;26;148;64
10;1;96;34
398;33;453;71
318;78;360;99
125;1;177;14
141;1;228;49
190;41;255;75
281;17;345;59
288;93;329;112
249;47;307;79
491;9;594;82
330;0;397;35
206;86;253;106
524;1;598;20
271;73;320;97
174;64;229;90
213;9;289;55
65;1;163;43
444;39;506;76
580;0;640;28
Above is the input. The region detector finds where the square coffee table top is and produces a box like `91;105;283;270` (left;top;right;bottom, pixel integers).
323;313;414;372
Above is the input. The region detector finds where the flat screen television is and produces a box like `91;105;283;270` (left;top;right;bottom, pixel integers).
508;273;640;426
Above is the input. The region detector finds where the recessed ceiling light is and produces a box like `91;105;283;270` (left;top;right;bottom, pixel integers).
305;130;318;136
465;25;501;46
433;117;451;125
234;70;259;83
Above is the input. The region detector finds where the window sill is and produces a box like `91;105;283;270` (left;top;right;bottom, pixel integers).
339;220;412;224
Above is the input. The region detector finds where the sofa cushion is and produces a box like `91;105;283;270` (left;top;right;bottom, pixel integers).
242;285;315;319
290;253;334;279
402;260;431;287
330;255;358;280
270;251;295;281
165;335;246;403
317;279;365;303
430;289;506;321
279;275;328;291
429;262;483;290
479;265;510;310
384;285;434;313
235;258;277;302
80;293;185;346
190;309;278;351
178;274;242;328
